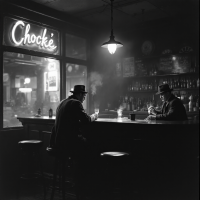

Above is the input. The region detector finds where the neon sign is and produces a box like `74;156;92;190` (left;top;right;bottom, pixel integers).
11;20;57;50
3;17;59;55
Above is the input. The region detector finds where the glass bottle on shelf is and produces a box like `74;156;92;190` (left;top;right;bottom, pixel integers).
192;79;196;88
135;81;138;91
177;78;180;88
188;94;193;112
122;97;126;110
180;77;183;88
197;78;199;87
132;97;136;111
169;78;172;89
172;78;175;88
186;77;190;88
127;96;130;111
189;77;192;88
153;65;157;76
183;77;186;88
196;95;199;109
131;81;134;91
145;81;148;90
154;79;157;91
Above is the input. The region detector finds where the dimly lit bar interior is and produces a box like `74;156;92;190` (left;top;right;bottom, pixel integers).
0;0;199;200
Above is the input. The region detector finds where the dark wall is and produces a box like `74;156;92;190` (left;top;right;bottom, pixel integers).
0;129;24;199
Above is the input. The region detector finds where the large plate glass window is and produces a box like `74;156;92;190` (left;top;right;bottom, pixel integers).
3;52;60;128
66;63;87;110
65;34;87;60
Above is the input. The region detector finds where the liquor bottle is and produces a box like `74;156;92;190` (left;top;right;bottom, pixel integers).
132;97;135;111
154;66;157;75
139;81;142;91
123;97;126;110
38;108;41;115
192;79;196;88
188;94;193;112
127;97;130;111
131;81;134;91
180;77;184;88
145;82;148;90
189;77;192;88
154;79;157;91
172;78;175;89
183;77;186;88
135;82;139;91
177;78;180;88
196;95;199;108
197;78;199;87
186;77;190;88
49;108;53;118
169;78;172;89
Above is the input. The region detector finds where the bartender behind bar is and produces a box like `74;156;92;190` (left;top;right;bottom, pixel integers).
146;83;188;121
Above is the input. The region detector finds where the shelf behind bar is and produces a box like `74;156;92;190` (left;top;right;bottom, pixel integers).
125;87;199;93
121;72;198;79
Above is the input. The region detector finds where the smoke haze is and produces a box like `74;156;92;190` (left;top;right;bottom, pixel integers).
89;72;103;95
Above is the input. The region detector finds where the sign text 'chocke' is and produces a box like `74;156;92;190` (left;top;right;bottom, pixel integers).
11;20;57;51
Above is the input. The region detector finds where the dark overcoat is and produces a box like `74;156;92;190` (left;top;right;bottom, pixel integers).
156;94;188;120
50;95;94;155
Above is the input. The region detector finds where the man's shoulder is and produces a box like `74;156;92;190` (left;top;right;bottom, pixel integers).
169;95;183;105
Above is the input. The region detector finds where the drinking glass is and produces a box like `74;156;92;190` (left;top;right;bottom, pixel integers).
94;108;99;114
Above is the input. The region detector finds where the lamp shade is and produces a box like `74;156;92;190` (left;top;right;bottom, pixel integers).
101;35;123;54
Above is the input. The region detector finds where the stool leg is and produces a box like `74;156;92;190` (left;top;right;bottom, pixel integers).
16;149;23;199
51;158;59;200
38;151;46;200
61;160;66;200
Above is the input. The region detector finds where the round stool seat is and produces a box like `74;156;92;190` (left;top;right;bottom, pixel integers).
101;151;129;157
18;140;43;150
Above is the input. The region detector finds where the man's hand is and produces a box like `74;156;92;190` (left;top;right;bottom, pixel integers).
94;113;98;120
91;113;98;121
145;115;156;121
148;106;157;116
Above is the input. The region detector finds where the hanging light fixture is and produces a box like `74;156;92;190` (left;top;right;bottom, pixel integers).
101;0;123;54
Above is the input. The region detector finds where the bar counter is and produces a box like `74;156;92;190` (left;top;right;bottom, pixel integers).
17;115;199;152
17;116;199;199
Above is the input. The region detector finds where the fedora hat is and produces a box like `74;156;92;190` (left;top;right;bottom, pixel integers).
70;85;88;93
156;84;173;95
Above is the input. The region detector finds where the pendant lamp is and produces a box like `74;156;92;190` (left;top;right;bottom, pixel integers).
101;0;123;54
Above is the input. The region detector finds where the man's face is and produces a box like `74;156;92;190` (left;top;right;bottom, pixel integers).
79;93;87;103
159;92;169;102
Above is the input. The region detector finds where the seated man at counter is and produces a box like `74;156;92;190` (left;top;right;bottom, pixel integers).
49;85;98;199
146;83;188;121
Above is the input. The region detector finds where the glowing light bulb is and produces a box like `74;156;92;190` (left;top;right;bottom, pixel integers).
108;44;117;54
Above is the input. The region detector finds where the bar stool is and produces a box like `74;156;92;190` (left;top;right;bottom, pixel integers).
100;151;130;200
46;147;75;200
17;140;46;199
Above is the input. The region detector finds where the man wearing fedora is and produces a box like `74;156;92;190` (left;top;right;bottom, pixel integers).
49;85;99;200
146;83;188;121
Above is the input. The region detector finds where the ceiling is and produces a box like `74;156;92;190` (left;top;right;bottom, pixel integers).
29;0;199;31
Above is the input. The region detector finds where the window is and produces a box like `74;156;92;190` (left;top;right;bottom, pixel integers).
3;52;60;128
65;34;87;60
66;63;87;110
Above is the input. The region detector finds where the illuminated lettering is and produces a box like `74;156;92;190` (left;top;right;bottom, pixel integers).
11;21;24;45
11;20;57;51
36;36;42;45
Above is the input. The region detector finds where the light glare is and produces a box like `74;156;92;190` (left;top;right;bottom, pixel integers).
108;44;117;54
